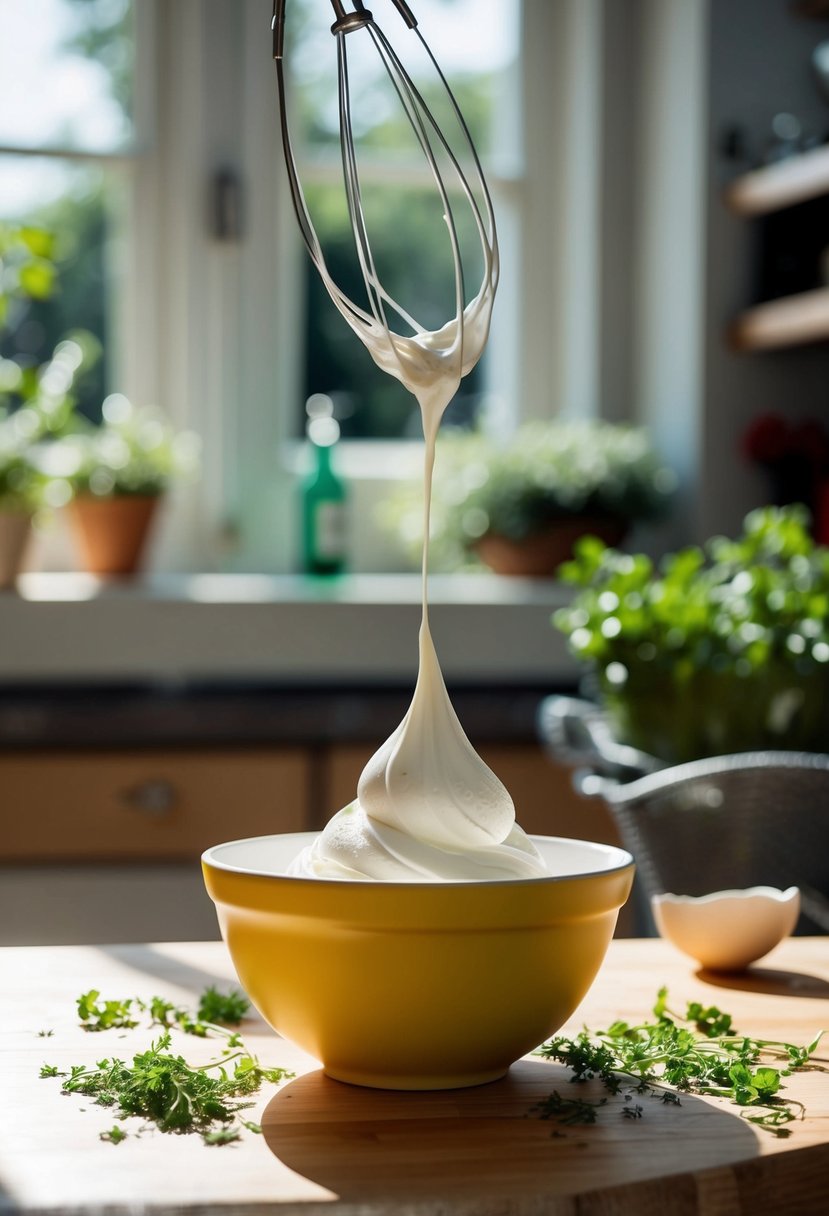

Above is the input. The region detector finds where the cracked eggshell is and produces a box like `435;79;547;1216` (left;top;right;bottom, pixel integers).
651;886;801;972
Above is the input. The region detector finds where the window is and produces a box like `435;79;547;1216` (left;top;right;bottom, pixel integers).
1;2;707;573
0;0;139;420
0;1;537;572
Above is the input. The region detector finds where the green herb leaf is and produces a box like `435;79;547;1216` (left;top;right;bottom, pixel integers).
100;1125;128;1145
54;988;294;1147
534;989;825;1133
202;1128;241;1146
77;990;138;1032
197;987;251;1026
532;1091;607;1126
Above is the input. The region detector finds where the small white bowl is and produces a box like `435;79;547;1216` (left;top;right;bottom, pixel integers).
651;886;800;972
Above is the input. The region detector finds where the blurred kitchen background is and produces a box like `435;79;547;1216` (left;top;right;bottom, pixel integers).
1;0;828;944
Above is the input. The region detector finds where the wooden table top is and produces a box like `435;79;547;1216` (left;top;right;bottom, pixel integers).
1;938;827;1216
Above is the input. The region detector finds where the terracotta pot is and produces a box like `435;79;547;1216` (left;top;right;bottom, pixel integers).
475;518;627;578
69;494;161;576
0;510;32;589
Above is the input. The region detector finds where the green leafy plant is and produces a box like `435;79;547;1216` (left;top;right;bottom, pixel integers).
0;222;58;328
380;422;676;571
554;504;829;762
0;221;95;513
533;988;825;1136
0;417;43;511
0;335;101;512
45;394;200;500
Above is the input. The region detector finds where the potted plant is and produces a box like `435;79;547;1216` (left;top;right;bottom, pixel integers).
381;421;676;575
0;221;60;586
553;504;829;765
49;396;199;576
0;413;43;587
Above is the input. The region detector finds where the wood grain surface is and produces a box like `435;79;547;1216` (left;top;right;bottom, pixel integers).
1;938;827;1216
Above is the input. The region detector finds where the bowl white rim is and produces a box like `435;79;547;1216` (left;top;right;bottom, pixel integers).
202;832;635;887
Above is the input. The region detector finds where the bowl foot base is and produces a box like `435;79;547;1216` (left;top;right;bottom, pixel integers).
323;1065;509;1091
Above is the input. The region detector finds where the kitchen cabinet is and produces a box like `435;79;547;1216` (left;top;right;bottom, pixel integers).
0;748;310;946
1;741;634;943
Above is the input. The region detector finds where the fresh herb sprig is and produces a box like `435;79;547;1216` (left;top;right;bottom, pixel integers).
197;986;250;1026
533;1091;608;1125
100;1125;127;1145
534;988;825;1136
76;986;250;1039
45;1032;291;1143
41;985;291;1146
77;990;139;1032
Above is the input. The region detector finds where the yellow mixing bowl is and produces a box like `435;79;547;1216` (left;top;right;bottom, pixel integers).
202;833;634;1090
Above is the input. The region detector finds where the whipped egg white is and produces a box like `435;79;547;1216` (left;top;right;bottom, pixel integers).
287;300;548;883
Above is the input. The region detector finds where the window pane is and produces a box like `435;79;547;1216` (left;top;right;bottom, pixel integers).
303;180;486;440
0;0;134;152
287;0;516;439
0;155;122;419
287;0;517;160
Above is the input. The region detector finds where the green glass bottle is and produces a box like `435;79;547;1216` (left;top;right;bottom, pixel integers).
301;412;347;575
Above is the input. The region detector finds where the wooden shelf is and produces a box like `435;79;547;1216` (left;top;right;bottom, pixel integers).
725;144;829;216
730;286;829;351
794;0;829;18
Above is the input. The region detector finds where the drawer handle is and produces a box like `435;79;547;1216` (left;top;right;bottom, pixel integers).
120;779;178;817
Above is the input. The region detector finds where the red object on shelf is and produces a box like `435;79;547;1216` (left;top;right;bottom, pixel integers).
816;479;829;545
742;412;829;539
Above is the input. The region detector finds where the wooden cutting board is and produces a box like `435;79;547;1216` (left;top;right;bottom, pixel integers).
1;938;827;1215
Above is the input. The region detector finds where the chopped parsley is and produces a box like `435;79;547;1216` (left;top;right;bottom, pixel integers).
40;984;292;1146
534;987;825;1136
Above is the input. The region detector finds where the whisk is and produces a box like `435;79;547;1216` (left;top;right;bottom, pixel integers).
271;0;499;424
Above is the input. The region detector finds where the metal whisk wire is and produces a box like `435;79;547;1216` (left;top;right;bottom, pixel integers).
272;0;499;400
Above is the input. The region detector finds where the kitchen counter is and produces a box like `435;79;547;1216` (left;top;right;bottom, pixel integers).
1;572;575;685
3;938;827;1214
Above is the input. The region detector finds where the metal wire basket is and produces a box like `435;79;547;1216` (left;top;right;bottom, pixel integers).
537;695;829;933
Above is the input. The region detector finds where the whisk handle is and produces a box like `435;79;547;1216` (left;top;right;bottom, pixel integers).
390;0;418;28
272;0;285;59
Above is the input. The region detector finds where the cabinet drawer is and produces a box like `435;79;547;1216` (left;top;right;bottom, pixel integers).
0;749;310;862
